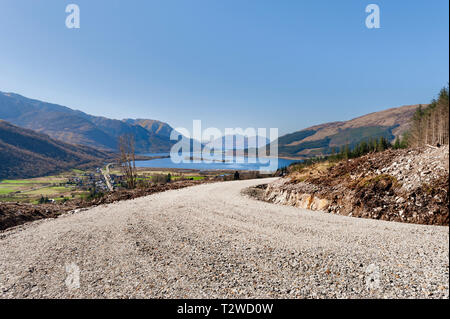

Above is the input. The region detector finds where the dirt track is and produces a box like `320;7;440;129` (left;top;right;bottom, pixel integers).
0;178;448;298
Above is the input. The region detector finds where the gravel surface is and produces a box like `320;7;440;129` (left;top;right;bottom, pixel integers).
0;178;448;299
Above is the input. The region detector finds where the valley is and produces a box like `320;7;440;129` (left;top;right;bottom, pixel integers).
0;0;448;303
0;91;425;161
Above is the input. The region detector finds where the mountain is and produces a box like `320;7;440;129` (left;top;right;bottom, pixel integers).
274;104;420;158
209;134;270;150
122;118;178;151
0;91;421;159
0;92;177;153
0;120;111;179
124;119;173;138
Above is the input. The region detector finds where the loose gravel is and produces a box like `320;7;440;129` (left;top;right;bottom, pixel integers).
0;178;448;299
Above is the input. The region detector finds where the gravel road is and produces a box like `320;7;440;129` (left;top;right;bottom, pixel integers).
0;178;448;299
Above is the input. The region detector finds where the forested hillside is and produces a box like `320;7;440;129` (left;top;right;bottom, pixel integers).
408;86;449;147
271;104;419;158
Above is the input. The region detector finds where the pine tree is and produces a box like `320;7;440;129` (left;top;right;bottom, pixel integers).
344;144;350;159
407;86;449;147
393;138;400;149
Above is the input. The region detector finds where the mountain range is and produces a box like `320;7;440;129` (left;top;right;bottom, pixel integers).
0;120;111;179
272;104;419;158
1;91;420;164
210;135;270;150
0;92;176;153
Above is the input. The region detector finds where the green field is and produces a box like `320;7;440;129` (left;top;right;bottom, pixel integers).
21;186;74;196
0;186;16;195
1;176;66;184
0;167;212;204
138;175;206;181
0;177;66;192
0;174;78;202
1;179;45;184
0;197;21;202
173;176;205;181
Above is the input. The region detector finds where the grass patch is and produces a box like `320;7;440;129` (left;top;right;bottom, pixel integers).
1;179;40;184
0;187;17;195
186;176;205;180
290;161;333;183
171;175;205;181
0;196;30;203
21;186;73;196
0;183;31;194
355;174;400;189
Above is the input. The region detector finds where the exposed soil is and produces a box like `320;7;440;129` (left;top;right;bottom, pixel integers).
258;146;449;225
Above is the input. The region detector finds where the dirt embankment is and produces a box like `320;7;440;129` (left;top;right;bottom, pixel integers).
258;146;449;225
0;179;208;231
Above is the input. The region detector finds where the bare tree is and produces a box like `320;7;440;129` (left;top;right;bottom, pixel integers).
118;134;137;189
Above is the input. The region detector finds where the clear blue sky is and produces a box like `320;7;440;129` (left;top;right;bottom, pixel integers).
0;0;448;135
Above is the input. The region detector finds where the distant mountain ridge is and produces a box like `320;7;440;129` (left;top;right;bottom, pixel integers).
0;92;177;153
0;120;111;179
273;104;420;158
0;91;422;159
210;134;270;150
124;119;173;138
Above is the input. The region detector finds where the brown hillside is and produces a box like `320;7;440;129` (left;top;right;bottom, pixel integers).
298;104;420;145
0;120;111;179
275;104;421;158
0;92;177;153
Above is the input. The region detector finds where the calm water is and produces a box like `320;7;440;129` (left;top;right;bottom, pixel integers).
135;153;299;171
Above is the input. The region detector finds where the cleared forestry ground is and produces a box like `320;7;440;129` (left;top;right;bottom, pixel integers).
0;178;448;298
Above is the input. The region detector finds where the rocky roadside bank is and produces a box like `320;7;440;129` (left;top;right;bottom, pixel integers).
248;146;449;225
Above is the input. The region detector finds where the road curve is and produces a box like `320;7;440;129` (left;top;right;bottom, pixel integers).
101;163;114;191
0;178;448;298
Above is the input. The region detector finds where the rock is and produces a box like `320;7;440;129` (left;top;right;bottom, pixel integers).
258;145;448;226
